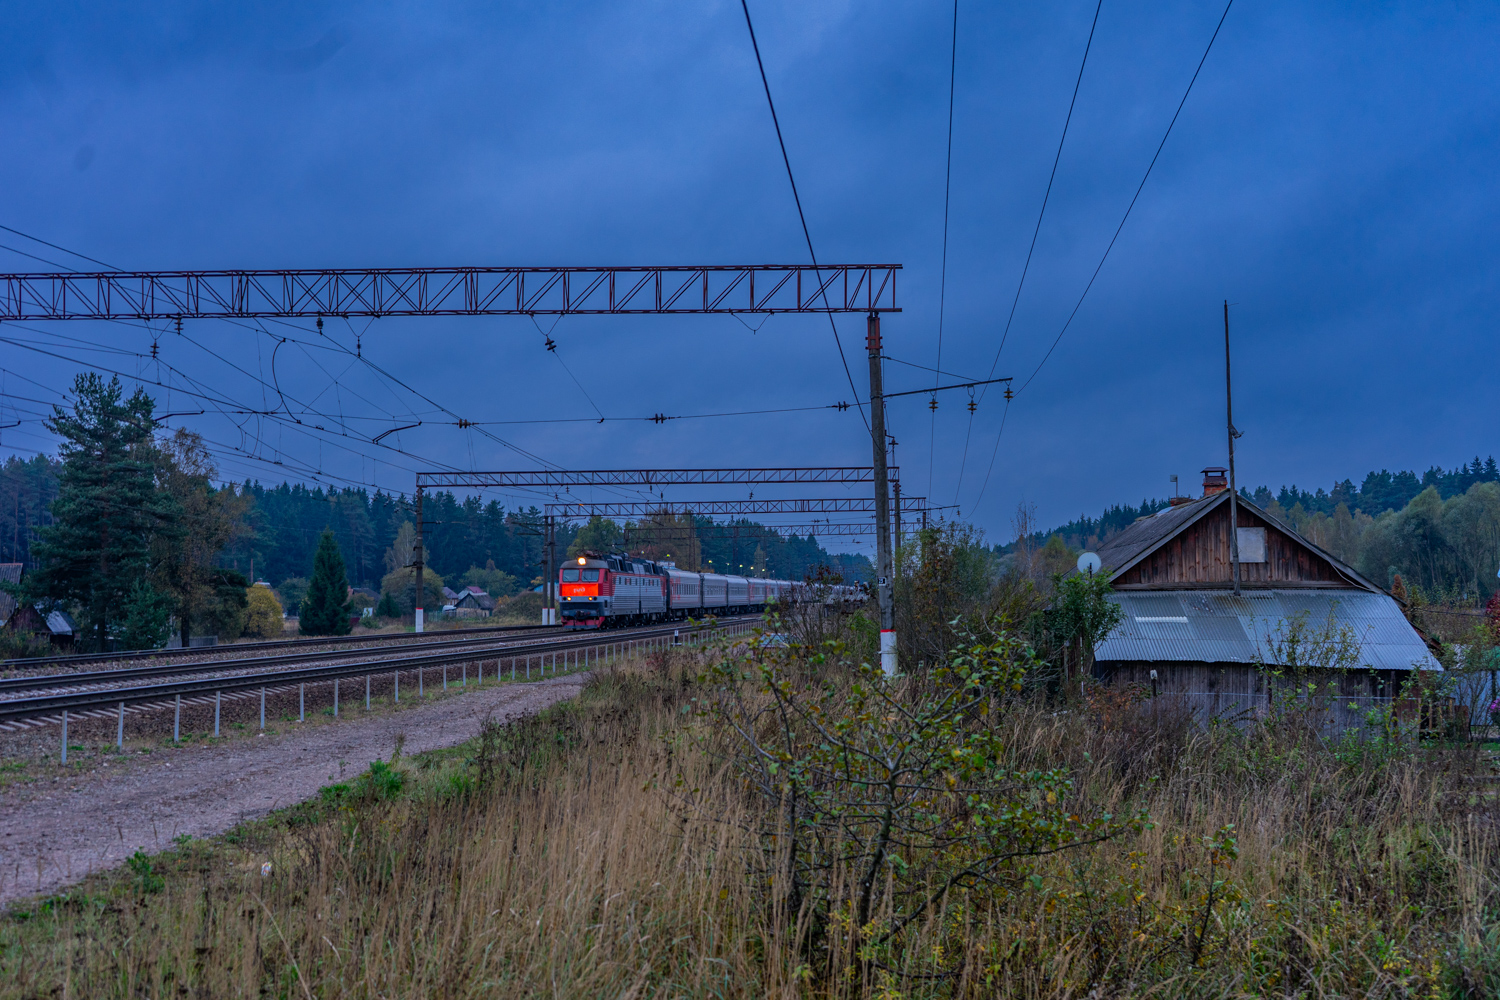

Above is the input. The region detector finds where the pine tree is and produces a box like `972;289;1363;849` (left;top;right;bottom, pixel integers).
299;529;352;636
31;374;181;651
374;589;401;619
116;579;176;650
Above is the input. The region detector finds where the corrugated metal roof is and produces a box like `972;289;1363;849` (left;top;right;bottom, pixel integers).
1096;588;1439;672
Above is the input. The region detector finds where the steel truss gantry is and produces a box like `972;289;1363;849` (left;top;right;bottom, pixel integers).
544;497;932;518
0;264;900;320
415;466;897;491
627;522;885;540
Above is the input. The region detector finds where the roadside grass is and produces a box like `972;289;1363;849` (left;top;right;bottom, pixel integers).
1;643;1498;998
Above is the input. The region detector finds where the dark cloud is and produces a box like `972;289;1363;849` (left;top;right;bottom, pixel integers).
0;1;1495;553
259;25;353;73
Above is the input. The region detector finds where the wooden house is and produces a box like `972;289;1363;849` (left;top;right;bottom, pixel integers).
1090;468;1438;729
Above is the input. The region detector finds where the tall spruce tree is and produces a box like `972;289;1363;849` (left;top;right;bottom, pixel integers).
300;529;352;635
31;374;181;651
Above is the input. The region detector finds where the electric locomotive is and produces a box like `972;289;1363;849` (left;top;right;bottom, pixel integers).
558;552;797;629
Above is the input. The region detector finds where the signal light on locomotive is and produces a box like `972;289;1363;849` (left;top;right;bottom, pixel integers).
577;556;586;565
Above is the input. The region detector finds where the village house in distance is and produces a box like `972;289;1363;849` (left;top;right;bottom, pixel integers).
1090;467;1439;728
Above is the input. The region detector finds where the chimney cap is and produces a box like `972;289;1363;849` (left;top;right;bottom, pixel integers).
1201;466;1229;497
1200;465;1228;475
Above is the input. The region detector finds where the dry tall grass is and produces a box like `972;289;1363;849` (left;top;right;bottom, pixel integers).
2;644;1497;998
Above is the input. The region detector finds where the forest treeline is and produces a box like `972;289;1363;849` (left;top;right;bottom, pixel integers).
1;379;869;647
2;457;867;592
1033;456;1500;598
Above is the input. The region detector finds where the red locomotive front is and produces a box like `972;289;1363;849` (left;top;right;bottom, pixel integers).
559;554;609;629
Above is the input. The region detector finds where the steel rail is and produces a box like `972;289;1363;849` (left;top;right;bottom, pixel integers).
0;617;756;724
0;621;649;696
0;620;558;671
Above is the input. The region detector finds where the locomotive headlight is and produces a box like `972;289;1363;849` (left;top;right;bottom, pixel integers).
577;556;586;565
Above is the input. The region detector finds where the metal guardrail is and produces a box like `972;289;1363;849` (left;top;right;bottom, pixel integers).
7;617;761;760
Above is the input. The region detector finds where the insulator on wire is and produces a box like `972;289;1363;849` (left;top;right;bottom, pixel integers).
928;396;938;413
545;336;557;352
1004;386;1015;401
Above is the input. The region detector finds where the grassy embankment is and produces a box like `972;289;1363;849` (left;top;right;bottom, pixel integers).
2;631;1498;998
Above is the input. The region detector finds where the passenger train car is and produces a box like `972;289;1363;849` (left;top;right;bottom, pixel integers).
558;553;801;629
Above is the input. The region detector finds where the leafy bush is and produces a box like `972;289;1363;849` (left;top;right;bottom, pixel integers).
242;585;283;638
699;619;1145;974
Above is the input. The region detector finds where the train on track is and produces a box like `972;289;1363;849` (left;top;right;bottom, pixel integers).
558;553;861;629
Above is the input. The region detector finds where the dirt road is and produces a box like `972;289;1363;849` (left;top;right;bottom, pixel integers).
0;673;588;906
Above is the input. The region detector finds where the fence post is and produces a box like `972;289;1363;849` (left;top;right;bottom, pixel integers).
366;674;371;710
117;701;125;750
511;657;516;681
61;710;68;764
419;668;424;698
214;690;221;737
174;695;181;743
526;656;531;680
462;663;467;687
395;671;400;702
334;678;339;718
260;687;265;731
299;683;305;722
443;665;448;691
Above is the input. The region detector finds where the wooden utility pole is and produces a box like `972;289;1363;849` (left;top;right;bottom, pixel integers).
413;486;425;631
867;313;896;675
1225;301;1241;597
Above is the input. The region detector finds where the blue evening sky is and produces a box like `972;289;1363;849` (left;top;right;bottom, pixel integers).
1;1;1496;555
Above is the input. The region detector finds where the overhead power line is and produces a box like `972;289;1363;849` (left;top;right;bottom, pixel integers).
930;0;960;499
952;0;1103;504
0;223;119;270
739;0;869;430
971;0;1236;511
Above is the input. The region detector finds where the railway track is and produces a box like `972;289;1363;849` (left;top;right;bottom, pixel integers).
0;616;761;756
0;619;561;674
0;627;626;698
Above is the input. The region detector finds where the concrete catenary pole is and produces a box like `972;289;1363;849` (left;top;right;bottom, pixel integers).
413;486;425;632
867;313;896;675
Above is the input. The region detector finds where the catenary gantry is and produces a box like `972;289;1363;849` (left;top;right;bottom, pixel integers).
0;264;899;320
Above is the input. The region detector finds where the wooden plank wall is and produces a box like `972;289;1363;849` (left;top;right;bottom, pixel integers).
1115;503;1343;587
1100;661;1393;733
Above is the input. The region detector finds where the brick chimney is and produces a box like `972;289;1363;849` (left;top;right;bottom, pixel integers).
1201;466;1228;497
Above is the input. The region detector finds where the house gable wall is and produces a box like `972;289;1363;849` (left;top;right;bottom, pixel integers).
1114;503;1345;588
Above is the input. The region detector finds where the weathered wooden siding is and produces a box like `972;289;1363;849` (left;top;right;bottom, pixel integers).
1097;660;1399;733
1114;503;1344;588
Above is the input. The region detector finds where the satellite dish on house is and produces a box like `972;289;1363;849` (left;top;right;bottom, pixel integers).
1077;552;1102;576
